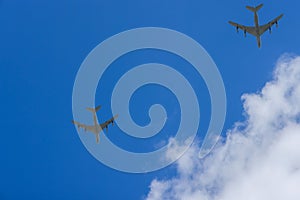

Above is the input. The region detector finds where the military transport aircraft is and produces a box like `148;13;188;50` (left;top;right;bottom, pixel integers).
72;105;118;143
229;4;283;48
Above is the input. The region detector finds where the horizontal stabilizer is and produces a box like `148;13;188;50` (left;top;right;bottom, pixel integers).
86;105;101;112
246;3;263;12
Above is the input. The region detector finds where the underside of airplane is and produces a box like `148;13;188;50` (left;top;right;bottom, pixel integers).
229;4;283;48
72;105;118;143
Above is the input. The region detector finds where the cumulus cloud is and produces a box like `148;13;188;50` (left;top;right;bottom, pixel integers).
146;55;300;200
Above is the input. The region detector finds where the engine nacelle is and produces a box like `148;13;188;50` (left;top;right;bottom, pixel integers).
269;27;272;34
236;26;239;33
276;21;278;28
244;30;246;37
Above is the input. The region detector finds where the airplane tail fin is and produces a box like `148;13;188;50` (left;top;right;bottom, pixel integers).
86;105;101;113
246;3;263;13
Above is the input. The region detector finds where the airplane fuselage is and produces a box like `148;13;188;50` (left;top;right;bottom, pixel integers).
91;125;102;134
253;12;261;48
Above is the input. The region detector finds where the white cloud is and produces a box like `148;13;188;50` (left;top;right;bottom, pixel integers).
146;55;300;200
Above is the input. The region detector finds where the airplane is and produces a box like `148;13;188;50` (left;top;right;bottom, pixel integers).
72;105;118;143
229;4;283;48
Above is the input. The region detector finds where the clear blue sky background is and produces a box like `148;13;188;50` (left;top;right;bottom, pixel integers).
1;0;299;199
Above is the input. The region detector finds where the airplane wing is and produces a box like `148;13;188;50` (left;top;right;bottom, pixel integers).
72;120;95;132
259;14;284;35
100;115;119;132
229;21;257;36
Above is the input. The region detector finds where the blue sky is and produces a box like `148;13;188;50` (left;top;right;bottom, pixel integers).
1;0;299;199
